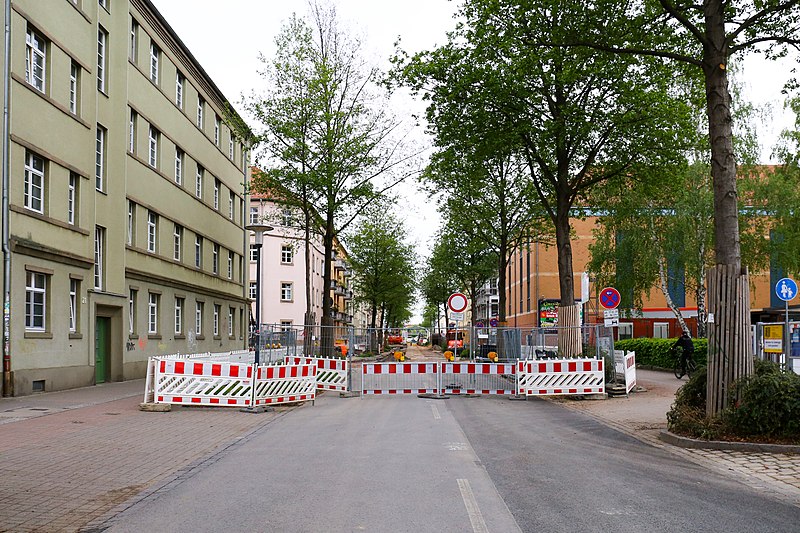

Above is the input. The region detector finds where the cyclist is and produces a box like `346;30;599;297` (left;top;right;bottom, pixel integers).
673;329;694;377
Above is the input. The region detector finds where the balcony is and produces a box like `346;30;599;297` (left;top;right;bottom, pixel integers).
334;259;346;271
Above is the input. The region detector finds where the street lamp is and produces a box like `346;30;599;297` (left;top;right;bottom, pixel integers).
246;222;273;365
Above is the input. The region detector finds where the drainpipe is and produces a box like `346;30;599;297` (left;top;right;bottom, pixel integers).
2;0;12;396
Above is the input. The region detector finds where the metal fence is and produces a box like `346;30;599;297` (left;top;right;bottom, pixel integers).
753;321;800;374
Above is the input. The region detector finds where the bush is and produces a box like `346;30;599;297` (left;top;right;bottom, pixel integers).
614;337;707;369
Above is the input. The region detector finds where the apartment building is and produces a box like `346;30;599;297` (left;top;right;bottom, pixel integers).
1;0;250;396
474;278;499;326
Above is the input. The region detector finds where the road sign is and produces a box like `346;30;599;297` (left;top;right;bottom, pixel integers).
475;321;484;328
448;292;468;313
603;309;619;319
489;318;499;328
449;311;464;321
599;287;621;309
776;278;798;302
604;317;619;327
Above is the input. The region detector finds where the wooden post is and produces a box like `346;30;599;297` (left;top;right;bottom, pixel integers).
557;304;582;357
706;265;753;416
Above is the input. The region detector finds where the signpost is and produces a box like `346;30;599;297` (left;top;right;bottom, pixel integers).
775;278;797;369
447;293;468;359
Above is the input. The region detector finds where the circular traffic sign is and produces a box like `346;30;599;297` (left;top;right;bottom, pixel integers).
599;287;621;309
489;318;499;328
448;292;468;313
776;278;798;302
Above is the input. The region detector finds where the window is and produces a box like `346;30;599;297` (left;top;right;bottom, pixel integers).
99;0;109;10
280;320;292;332
195;301;203;335
175;72;184;108
618;323;633;340
249;206;258;225
94;226;105;289
228;307;234;336
129;109;137;153
127;201;135;245
242;148;248;173
213;304;220;337
174;297;184;335
25;271;47;331
195;235;202;268
197;96;204;129
281;209;292;227
281;245;293;264
229;191;234;219
653;322;669;339
214;115;220;145
174;148;183;185
173;224;182;261
148;126;159;168
25;28;46;93
24;151;44;214
148;293;159;334
195;166;203;198
227;251;233;279
67;174;77;225
213;179;219;209
147;211;157;253
229;136;234;160
129;17;138;61
97;28;107;92
149;42;160;84
212;244;219;274
129;289;137;334
250;244;258;262
249;282;257;300
69;278;79;333
95;126;106;191
69;62;79;114
280;282;293;302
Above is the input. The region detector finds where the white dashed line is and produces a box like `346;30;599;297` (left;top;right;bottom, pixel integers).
458;478;489;533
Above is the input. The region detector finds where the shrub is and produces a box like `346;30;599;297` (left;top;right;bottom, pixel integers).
614;337;707;369
724;362;800;438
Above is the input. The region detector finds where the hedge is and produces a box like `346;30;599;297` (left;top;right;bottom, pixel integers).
613;337;707;370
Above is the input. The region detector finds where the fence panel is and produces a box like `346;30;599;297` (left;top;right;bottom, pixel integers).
286;356;348;391
440;363;517;395
153;358;254;406
361;362;439;395
253;363;316;406
517;358;605;396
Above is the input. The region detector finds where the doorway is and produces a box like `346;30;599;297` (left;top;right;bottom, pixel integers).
95;316;111;383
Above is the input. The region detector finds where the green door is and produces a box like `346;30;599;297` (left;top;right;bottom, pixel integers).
95;317;110;384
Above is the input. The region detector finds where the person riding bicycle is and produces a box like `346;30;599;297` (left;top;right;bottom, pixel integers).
674;329;694;377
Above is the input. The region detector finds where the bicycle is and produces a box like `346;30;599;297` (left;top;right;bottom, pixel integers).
672;345;697;379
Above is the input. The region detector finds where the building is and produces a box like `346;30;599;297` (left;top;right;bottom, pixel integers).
1;0;250;396
474;278;499;326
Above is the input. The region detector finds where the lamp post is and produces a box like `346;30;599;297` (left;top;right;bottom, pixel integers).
246;223;273;365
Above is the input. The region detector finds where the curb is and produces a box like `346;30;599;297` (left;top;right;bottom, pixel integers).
659;430;800;454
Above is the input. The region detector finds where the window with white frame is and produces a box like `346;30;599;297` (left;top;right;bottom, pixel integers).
653;322;669;339
149;41;160;84
249;244;258;262
94;226;104;289
195;165;203;198
70;279;80;332
229;191;234;219
229;136;234;159
280;282;293;302
175;71;184;108
129;108;137;153
147;211;157;253
195;301;203;335
280;320;292;332
128;288;137;334
67;174;77;225
25;271;47;331
228;307;234;336
174;148;183;185
99;0;109;11
148;126;159;168
227;251;233;279
281;209;292;227
173;224;182;261
618;323;633;340
148;293;159;334
195;235;202;268
213;304;220;336
197;96;204;129
95;125;106;191
249;206;258;225
174;297;184;335
127;201;134;245
23;151;44;214
69;62;79;114
281;245;293;264
97;27;107;92
129;17;138;61
212;244;219;274
249;282;257;300
213;179;219;209
214;115;220;145
25;28;46;93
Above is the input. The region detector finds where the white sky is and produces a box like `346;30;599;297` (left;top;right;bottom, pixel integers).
150;0;796;248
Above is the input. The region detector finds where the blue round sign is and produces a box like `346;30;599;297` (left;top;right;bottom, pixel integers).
489;318;499;328
776;278;798;302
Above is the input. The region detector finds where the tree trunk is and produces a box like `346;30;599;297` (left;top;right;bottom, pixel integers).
555;202;580;356
321;214;335;357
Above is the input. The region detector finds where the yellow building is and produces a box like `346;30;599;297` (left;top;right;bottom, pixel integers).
1;0;250;396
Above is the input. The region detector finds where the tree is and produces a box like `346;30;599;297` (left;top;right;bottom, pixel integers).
395;0;694;355
246;2;417;355
557;0;800;414
421;237;459;332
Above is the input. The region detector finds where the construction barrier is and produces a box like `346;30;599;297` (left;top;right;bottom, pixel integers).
623;351;636;394
517;358;605;396
361;362;440;395
440;363;517;395
252;363;316;406
285;356;349;391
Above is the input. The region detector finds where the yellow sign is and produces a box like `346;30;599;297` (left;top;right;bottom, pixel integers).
764;325;783;354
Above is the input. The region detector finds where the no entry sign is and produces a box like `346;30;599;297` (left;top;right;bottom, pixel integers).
448;292;468;313
599;287;621;310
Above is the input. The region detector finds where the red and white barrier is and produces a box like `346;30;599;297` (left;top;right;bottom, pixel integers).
153;359;254;406
253;363;316;406
623;351;636;394
285;356;348;391
361;362;440;394
441;363;517;395
517;358;605;396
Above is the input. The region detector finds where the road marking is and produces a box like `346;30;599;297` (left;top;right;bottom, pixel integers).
431;404;441;419
457;478;488;533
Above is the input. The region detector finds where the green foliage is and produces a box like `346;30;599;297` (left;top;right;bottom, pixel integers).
614;338;707;369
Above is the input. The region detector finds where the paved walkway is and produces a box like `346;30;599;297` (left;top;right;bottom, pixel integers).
0;353;798;531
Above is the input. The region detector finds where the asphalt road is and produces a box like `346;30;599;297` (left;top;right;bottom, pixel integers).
104;393;800;533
